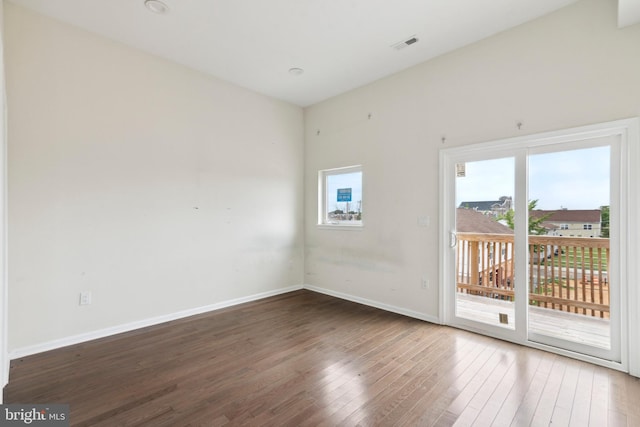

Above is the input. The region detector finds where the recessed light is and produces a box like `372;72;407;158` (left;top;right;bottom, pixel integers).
144;0;169;14
288;67;304;76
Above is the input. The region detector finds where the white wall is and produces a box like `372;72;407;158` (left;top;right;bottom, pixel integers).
5;3;304;352
0;0;7;400
304;0;640;319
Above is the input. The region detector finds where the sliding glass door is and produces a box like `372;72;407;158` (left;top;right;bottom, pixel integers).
454;157;516;331
441;121;632;365
526;143;619;360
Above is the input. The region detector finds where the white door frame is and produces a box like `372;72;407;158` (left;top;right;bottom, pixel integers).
439;118;640;376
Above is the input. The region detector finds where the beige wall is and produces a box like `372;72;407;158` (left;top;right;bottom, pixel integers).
0;0;7;394
5;3;304;351
304;0;640;318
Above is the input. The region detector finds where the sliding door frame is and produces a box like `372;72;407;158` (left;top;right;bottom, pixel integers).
439;118;639;375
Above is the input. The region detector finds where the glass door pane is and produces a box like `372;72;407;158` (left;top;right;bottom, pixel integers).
455;157;516;330
528;145;612;355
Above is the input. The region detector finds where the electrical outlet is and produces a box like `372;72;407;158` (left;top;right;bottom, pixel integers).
421;277;429;290
79;291;92;306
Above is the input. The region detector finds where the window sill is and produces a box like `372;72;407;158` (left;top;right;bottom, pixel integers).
317;223;363;231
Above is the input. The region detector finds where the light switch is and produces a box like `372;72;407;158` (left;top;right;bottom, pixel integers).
417;216;430;227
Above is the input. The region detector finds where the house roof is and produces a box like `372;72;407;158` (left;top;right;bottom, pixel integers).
531;209;601;223
458;200;503;211
457;208;514;234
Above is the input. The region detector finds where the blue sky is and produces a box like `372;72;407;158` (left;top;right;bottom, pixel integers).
327;171;363;212
456;146;610;210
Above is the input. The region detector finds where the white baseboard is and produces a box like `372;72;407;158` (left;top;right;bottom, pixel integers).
303;285;440;324
9;284;438;360
9;285;303;360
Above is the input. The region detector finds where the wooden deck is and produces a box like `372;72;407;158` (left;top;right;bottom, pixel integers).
456;293;610;349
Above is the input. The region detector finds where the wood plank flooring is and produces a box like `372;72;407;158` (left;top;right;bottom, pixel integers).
4;290;640;426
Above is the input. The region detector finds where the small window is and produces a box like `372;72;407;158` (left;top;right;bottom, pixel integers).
318;165;362;226
560;224;569;230
583;224;592;230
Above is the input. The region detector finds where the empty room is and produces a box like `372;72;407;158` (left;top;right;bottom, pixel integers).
1;0;640;425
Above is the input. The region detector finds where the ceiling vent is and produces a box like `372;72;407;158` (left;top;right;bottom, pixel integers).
392;36;419;51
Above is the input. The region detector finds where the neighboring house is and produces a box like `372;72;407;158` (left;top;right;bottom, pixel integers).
458;196;512;218
531;209;602;238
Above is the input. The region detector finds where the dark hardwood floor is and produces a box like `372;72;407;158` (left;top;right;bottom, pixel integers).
4;290;640;426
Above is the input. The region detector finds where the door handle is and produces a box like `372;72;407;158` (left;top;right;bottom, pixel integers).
450;231;458;248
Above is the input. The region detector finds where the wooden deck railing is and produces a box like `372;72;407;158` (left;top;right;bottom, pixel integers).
456;233;610;318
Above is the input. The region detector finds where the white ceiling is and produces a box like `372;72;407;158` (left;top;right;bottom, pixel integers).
7;0;635;107
619;0;640;28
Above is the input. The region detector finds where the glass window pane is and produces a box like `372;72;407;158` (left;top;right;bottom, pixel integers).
320;167;362;226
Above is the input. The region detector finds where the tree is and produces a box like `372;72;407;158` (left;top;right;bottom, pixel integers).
498;199;550;235
600;205;610;238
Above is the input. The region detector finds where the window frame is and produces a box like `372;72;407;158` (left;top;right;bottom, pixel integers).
318;165;363;228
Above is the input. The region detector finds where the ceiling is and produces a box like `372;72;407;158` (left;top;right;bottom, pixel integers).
619;0;640;27
6;0;638;107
